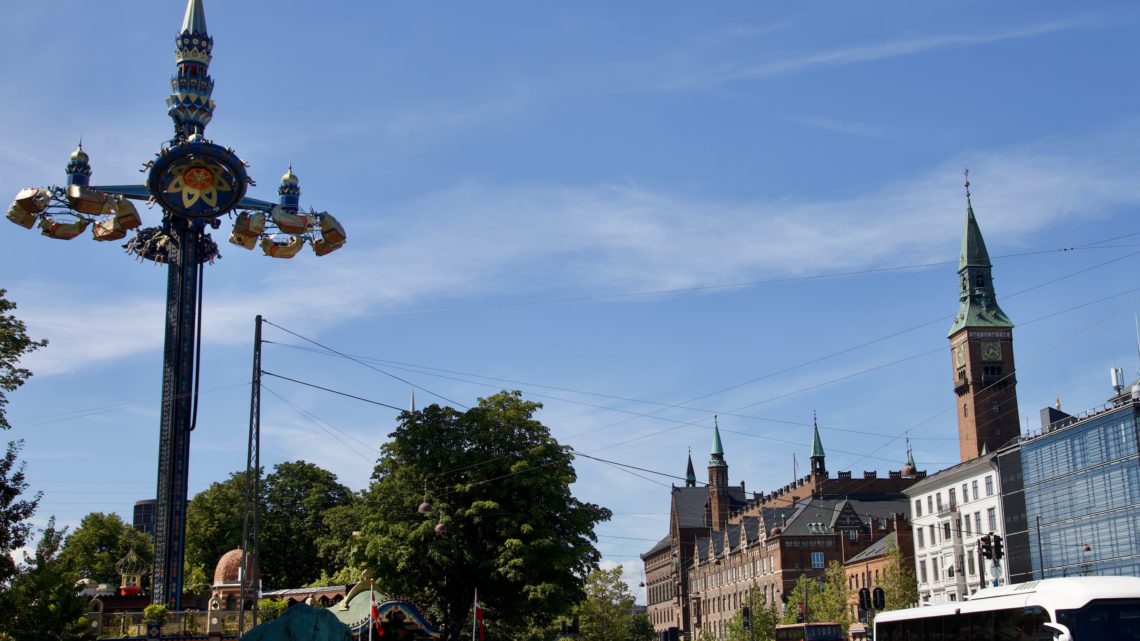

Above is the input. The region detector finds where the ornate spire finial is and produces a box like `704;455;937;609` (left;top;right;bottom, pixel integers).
964;167;973;211
169;0;215;140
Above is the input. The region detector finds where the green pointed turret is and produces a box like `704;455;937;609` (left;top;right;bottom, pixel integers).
948;186;1013;337
709;418;726;468
810;420;825;459
685;450;697;487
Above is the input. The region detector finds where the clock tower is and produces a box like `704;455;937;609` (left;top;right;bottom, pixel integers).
948;173;1020;462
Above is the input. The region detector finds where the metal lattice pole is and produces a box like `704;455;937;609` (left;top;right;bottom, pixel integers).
239;315;263;633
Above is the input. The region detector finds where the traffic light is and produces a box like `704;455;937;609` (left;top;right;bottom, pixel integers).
980;535;993;560
872;587;885;611
858;587;871;611
993;535;1005;561
742;606;751;631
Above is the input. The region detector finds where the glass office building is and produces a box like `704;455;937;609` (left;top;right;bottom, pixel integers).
1000;394;1140;583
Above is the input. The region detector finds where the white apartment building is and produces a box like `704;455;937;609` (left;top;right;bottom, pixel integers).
904;452;1008;604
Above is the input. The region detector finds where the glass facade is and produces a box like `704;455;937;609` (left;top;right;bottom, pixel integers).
1009;402;1140;582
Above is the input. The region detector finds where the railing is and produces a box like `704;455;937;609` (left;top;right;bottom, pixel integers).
95;610;247;639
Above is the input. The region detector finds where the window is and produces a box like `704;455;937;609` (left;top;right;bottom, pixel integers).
964;403;969;416
811;552;825;569
847;529;857;542
929;524;936;545
920;560;928;583
961;483;969;504
985;475;994;496
915;499;922;517
967;552;975;576
987;507;997;532
943;521;951;540
949;487;957;508
972;480;979;501
917;528;925;548
932;557;940;579
936;493;943;511
975;512;982;534
927;496;934;514
964;514;971;536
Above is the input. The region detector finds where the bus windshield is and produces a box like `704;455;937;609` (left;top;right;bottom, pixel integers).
1055;599;1140;640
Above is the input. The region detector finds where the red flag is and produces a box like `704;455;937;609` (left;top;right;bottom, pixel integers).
371;589;384;637
474;590;485;641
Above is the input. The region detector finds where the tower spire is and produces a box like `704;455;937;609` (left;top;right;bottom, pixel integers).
809;411;826;478
948;170;1013;337
685;448;696;487
168;0;216;140
709;415;726;467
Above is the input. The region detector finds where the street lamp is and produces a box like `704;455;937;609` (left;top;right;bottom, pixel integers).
6;0;346;609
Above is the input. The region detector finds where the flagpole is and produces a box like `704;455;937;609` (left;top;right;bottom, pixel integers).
369;581;374;641
472;588;477;641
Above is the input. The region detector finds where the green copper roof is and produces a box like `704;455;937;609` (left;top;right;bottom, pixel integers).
948;198;1014;336
709;420;727;467
810;417;825;459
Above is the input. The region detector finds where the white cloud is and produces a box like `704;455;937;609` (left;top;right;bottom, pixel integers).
13;123;1140;378
662;15;1109;88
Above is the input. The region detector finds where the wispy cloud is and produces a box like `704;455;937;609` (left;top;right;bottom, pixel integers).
13;123;1140;377
663;15;1107;88
788;114;888;138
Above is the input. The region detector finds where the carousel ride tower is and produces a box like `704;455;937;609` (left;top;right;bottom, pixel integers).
6;0;346;609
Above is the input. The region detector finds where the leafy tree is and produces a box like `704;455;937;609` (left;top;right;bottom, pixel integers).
0;289;47;431
260;460;354;589
0;290;45;587
58;512;153;585
815;561;852;633
575;567;652;641
184;563;212;597
357;391;611;641
0;441;39;588
724;586;780;641
1;518;93;641
257;598;288;622
780;574;823;625
878;537;918;612
184;470;252;578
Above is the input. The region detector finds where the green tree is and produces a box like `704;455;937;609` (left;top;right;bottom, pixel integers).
260;460;354;589
575;567;652;641
357;391;611;641
184;470;252;578
878;538;918;612
58;512;153;585
780;574;823;625
815;561;852;633
0;290;46;587
1;518;93;641
724;586;780;641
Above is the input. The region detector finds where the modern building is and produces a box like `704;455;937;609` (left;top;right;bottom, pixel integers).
133;499;157;538
999;384;1140;583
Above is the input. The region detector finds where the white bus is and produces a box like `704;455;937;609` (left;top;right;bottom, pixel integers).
873;577;1140;640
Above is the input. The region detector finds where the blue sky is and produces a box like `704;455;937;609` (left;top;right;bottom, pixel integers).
3;1;1140;600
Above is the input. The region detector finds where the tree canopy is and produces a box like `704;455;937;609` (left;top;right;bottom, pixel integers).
575;566;653;641
0;290;43;588
356;391;611;641
260;460;354;589
0;518;92;641
59;512;154;586
184;461;354;590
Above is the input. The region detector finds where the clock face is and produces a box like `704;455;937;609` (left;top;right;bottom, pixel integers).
982;341;1002;362
954;344;966;367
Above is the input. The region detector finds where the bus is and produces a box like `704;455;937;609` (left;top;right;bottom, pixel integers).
774;622;844;641
873;576;1140;640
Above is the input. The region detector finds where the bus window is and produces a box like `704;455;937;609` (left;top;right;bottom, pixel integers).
1056;599;1140;640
